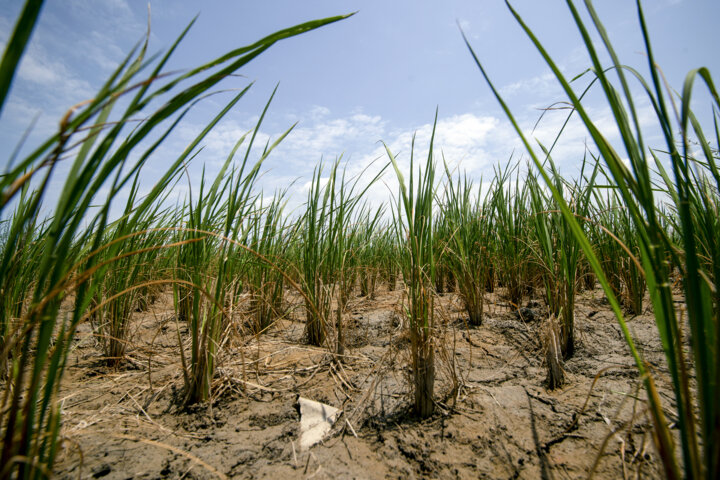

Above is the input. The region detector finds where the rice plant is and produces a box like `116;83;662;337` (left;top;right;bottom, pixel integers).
299;159;344;348
177;93;300;404
526;158;596;358
244;191;291;335
356;207;385;301
0;186;46;380
385;113;438;418
298;158;383;352
88;177;177;367
590;181;647;315
432;212;451;295
490;162;531;309
440;168;494;326
375;222;401;291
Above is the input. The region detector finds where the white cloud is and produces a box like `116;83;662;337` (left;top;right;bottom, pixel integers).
309;105;331;120
17;47;93;99
160;109;520;217
500;72;559;98
259;111;522;215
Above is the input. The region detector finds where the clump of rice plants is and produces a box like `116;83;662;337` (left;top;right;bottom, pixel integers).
244;191;291;335
440;168;494;326
0;187;46;379
299;159;347;348
526;159;596;359
357;210;384;300
333;193;385;356
590;181;647;315
490;162;531;309
432;213;452;295
297;158;384;353
176;92;300;404
89;178;177;367
375;223;401;291
385;114;438;418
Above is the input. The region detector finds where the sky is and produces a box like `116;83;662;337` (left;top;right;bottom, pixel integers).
1;0;719;218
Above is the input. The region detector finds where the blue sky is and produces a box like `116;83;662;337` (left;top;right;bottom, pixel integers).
1;0;718;215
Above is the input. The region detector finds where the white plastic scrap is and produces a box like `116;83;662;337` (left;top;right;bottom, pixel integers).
296;396;341;450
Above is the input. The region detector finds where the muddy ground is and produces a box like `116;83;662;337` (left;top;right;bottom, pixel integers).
54;283;675;479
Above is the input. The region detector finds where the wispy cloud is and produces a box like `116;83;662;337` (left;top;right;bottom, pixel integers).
500;72;559;98
16;43;94;99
